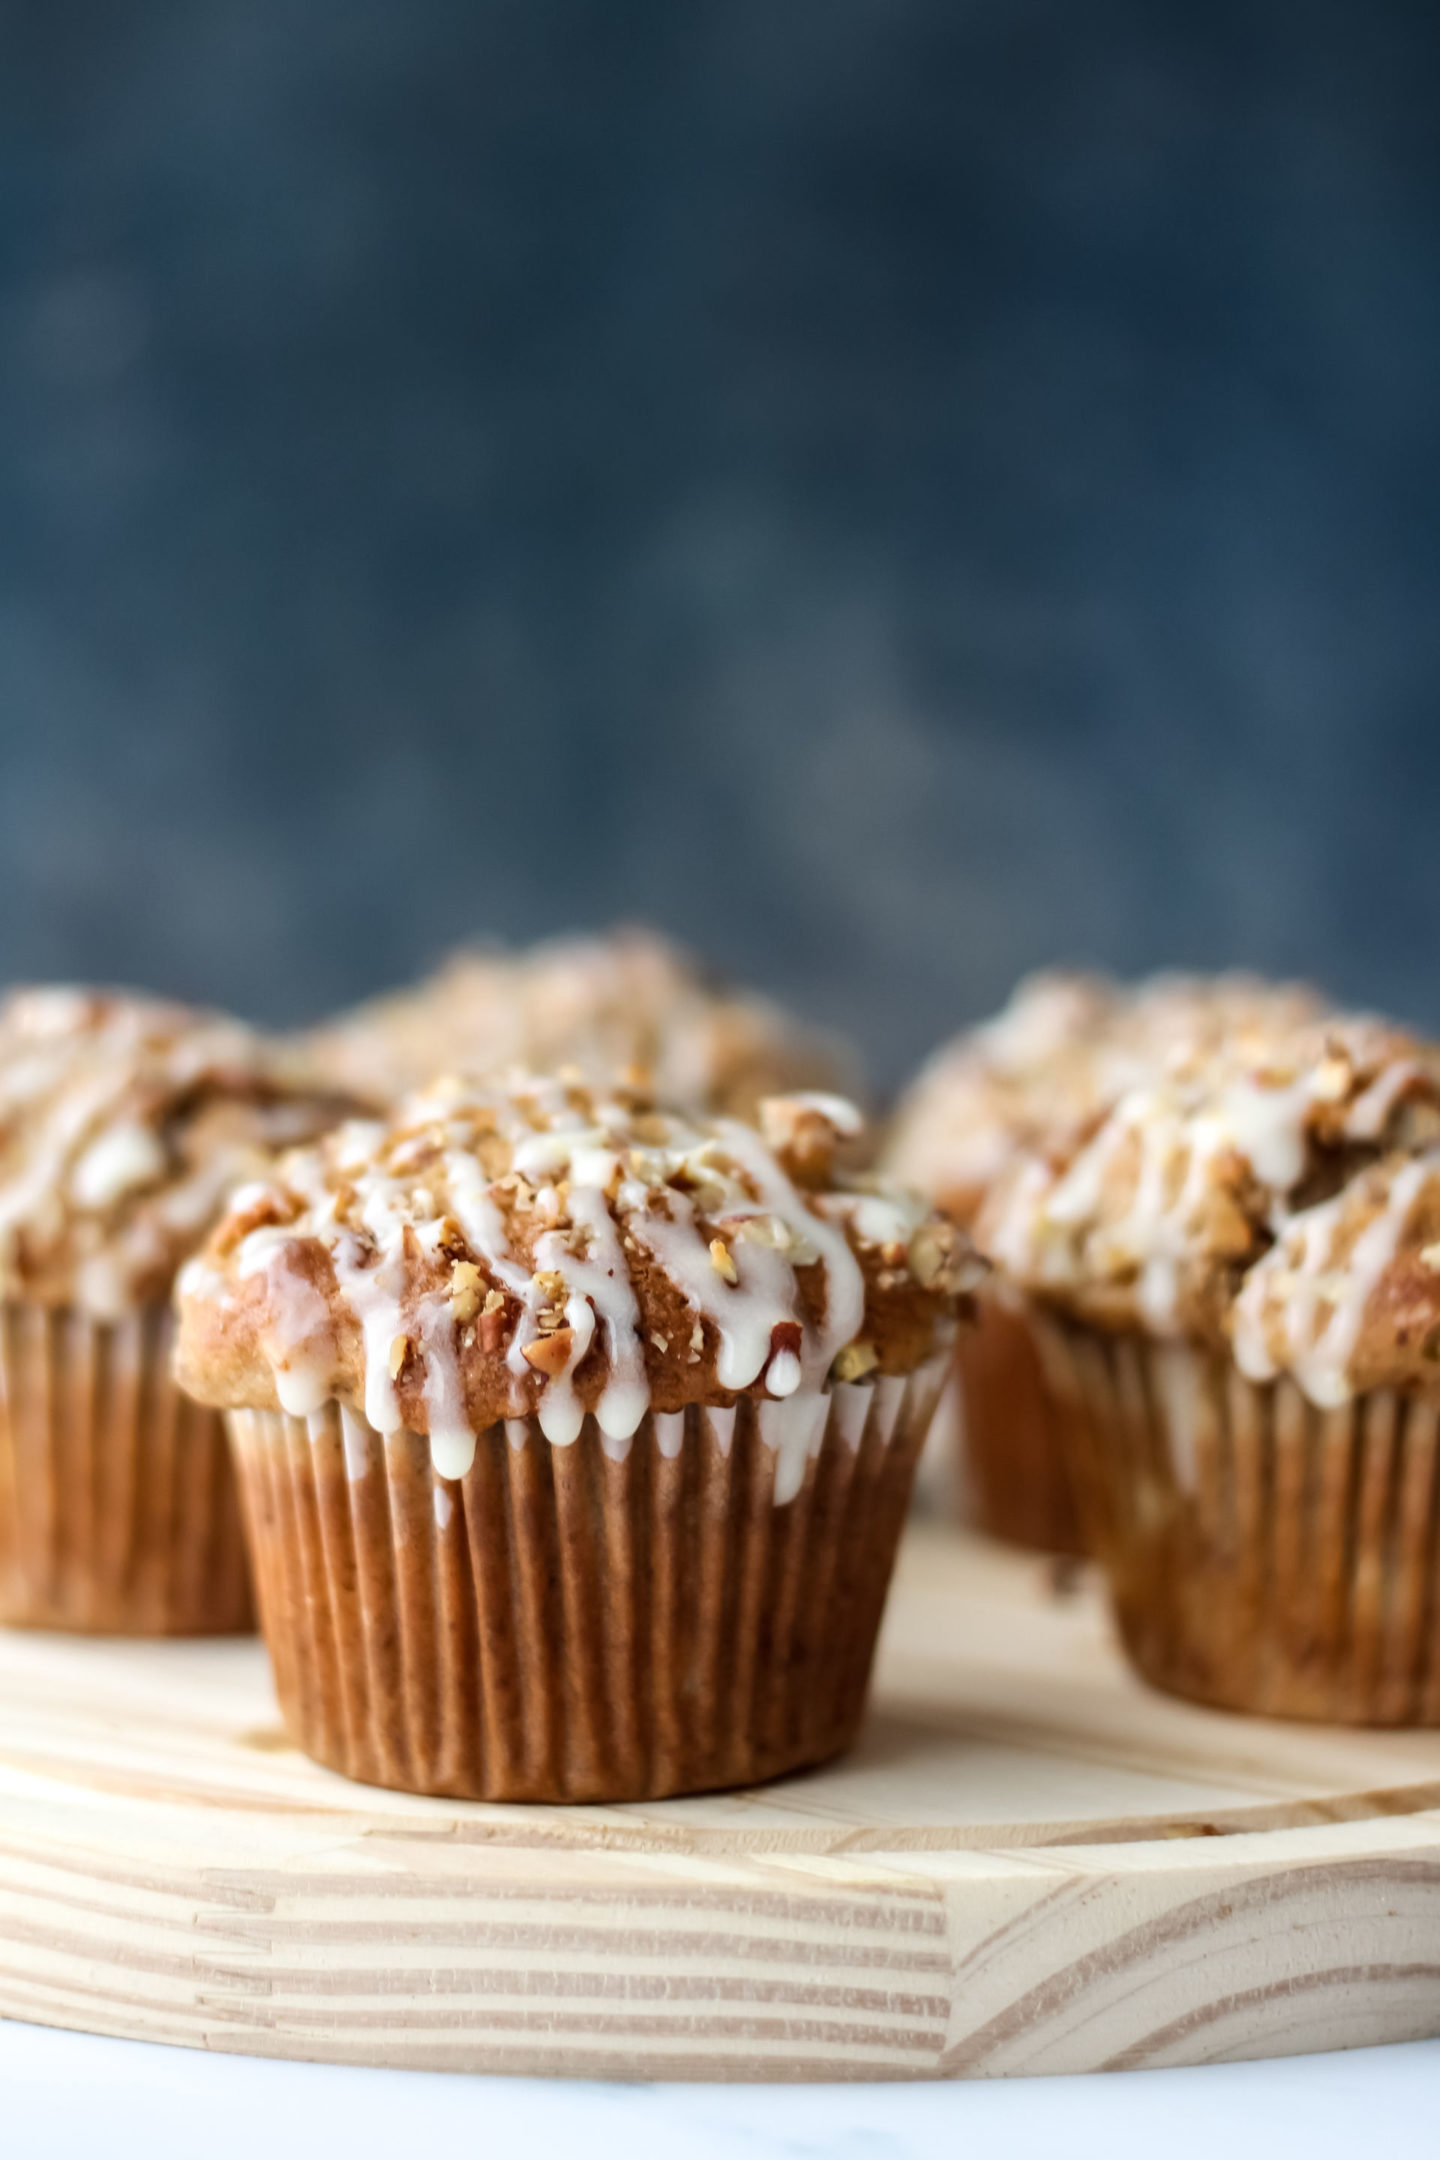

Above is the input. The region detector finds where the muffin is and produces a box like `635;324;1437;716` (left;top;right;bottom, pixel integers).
977;1005;1440;1721
305;926;859;1118
886;969;1328;1552
175;1078;972;1801
0;987;358;1633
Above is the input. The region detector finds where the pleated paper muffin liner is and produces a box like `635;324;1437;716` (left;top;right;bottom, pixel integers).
1033;1312;1440;1724
226;1354;949;1803
0;1300;254;1634
954;1293;1086;1555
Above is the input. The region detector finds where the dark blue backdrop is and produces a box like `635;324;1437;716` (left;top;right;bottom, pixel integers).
0;1;1436;1085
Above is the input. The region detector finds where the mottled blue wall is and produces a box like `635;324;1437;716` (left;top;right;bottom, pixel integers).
0;1;1437;1085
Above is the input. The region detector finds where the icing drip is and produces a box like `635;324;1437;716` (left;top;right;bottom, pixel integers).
547;1181;649;1443
775;1091;865;1138
415;1288;478;1478
264;1255;333;1417
713;1119;866;1383
625;1186;800;1393
71;1123;168;1210
329;1232;409;1436
1212;1075;1313;1191
442;1150;532;1297
1347;1059;1424;1140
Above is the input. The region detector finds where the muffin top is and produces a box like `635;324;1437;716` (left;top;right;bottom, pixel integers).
304;927;857;1118
976;1006;1440;1392
885;968;1329;1226
175;1076;973;1479
0;987;360;1318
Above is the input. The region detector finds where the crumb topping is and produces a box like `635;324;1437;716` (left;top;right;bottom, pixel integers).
0;987;360;1316
303;928;858;1117
176;1076;973;1478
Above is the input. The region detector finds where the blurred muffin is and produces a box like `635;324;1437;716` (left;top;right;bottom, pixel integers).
0;987;357;1633
305;926;859;1118
886;969;1328;1552
176;1078;973;1801
978;1005;1440;1721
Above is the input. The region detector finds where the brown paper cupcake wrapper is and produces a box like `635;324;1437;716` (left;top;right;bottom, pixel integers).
1034;1312;1440;1724
0;1300;254;1634
226;1354;949;1802
953;1294;1086;1555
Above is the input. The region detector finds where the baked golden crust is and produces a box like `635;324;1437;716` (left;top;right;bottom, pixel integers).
304;928;857;1116
885;969;1329;1226
175;1077;973;1472
0;987;362;1315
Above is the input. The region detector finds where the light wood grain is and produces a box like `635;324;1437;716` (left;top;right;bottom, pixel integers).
0;1523;1438;2079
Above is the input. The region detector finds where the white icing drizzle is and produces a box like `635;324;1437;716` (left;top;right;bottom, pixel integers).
1347;1058;1423;1140
816;1186;930;1251
264;1256;333;1417
626;1187;799;1393
442;1151;531;1297
774;1091;865;1137
710;1117;866;1383
544;1181;649;1443
71;1123;168;1210
983;1039;1437;1339
992;1088;1228;1334
329;1232;409;1436
415;1288;479;1478
194;1078;949;1499
1232;1152;1439;1407
1211;1074;1313;1191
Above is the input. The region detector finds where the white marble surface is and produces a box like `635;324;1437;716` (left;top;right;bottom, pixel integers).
4;2021;1439;2159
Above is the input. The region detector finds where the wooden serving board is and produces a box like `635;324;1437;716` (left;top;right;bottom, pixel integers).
1;1522;1439;2082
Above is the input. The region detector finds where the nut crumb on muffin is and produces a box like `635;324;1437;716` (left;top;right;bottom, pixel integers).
303;927;860;1119
176;1074;976;1483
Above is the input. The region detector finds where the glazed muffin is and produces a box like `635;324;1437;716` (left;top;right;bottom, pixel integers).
0;987;359;1633
305;926;859;1119
886;969;1328;1552
978;1005;1440;1720
175;1078;972;1801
